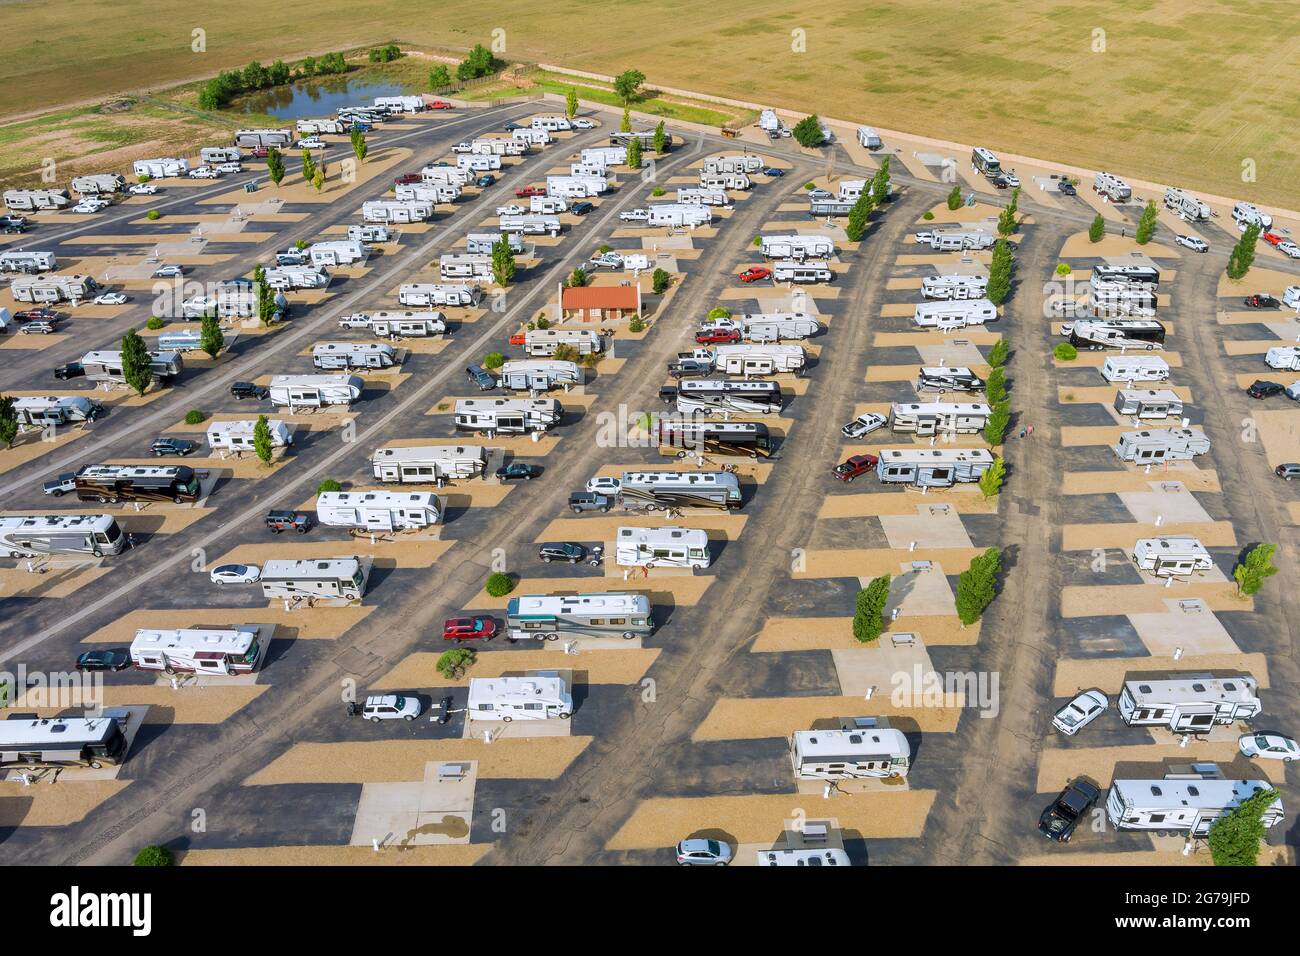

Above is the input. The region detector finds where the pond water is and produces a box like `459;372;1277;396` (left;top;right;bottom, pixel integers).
238;76;416;120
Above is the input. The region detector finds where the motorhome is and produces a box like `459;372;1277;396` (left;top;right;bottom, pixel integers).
264;265;330;291
396;181;459;204
1114;389;1183;419
308;240;368;267
525;328;603;357
677;187;731;207
1118;675;1260;732
348;224;392;243
761;234;836;261
267;374;363;408
1089;281;1157;317
457;153;501;172
772;259;833;284
672;379;783;416
1232;201;1272;230
398;283;479;307
234;128;292;148
3;188;71;211
82;349;182;384
809;197;855;217
1264;346;1300;372
1092;171;1132;202
755;847;852;867
921;274;988;300
618;470;743;511
1092;265;1161;289
582;146;627;167
890;401;992;435
439;253;495;282
0;250;57;274
466;232;524;255
421;165;472;187
362;199;433;224
498;359;581;391
857;126;883;150
12;395;102;427
646;203;713;228
0;513;127;558
759;109;782;132
0;716;128;770
453;398;561;435
312;342;399;370
498;214;562;237
466;675;574;719
351;310;446;338
1106;775;1282;837
875;448;995;488
1100;355;1171;384
1112;427;1210;463
206;418;292;453
1066;318;1165;350
132;157;189;179
700;170;751;191
259;557;370;602
11;274;99;304
704;154;764;174
615;526;711;570
504;593;653;642
916;367;986;392
371;445;486;484
374;95;425;113
316;490;442;531
70;174;126;197
1131;536;1214;578
970;147;1001;177
158;330;205;354
657;419;773;458
913;298;998;328
712;343;806;375
294;118;346;136
530;115;572;132
130;626;262;676
608;129;657;148
1164;186;1211;222
790;727;910;780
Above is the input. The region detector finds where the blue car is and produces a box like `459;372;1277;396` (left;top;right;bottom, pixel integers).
763;167;785;177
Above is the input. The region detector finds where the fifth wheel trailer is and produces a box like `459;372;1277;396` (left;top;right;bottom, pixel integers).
311;342;399;370
371;445;487;483
498;359;581;391
772;260;832;284
1113;427;1210;463
889;401;992;435
268;374;363;408
132;158;189;179
525;328;603;357
234;128;292;148
13;395;103;427
711;343;806;375
761;234;836;260
875;448;995;488
1265;346;1300;372
308;240;368;267
362;200;433;224
1113;389;1183;419
917;367;985;392
439;254;494;282
1118;675;1261;732
1164;186;1211;222
398;283;479;307
0;250;57;274
82;349;182;384
315;490;443;531
1130;536;1214;578
345;311;446;337
921;274;988;300
454;398;561;435
1093;171;1132;202
206;418;293;452
3;188;71;211
1106;775;1282;836
704;154;763;174
913;299;998;328
70;174;126;197
1100;355;1170;383
11;274;99;304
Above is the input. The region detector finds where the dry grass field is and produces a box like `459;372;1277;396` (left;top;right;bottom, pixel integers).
0;1;1297;205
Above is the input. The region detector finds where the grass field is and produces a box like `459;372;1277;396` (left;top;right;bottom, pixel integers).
1;1;1298;206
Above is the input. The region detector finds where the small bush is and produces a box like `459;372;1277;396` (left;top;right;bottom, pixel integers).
137;174;151;184
145;316;165;330
651;187;665;197
484;351;504;369
134;845;172;867
707;307;731;320
1053;342;1078;361
146;209;161;221
485;572;514;597
922;210;935;221
1055;262;1071;276
803;182;816;190
184;409;206;425
652;268;672;294
536;317;551;329
752;236;762;247
317;479;342;494
436;648;475;679
628;316;645;333
598;244;613;253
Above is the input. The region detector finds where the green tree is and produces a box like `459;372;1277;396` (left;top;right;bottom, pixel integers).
987;339;1009;368
870;156;891;205
946;185;963;210
429;64;451;89
956;548;1002;626
120;328;153;397
986;238;1015;305
485;571;514;597
491;234;516;287
456;44;499;80
317;479;342;494
626;136;642;170
791;114;825;148
978;456;1006;499
997;187;1020;236
652;268;672;294
437;648;475;679
613;69;646;104
1208;788;1279;866
1233;543;1278;596
1088;213;1106;243
483;351;505;370
133;845;173;867
568;266;588;288
267;147;285;186
1135;199;1158;245
312;160;326;192
707;307;731;321
254;266;275;326
844;189;876;242
269;59;291;86
983;400;1011;446
1053;342;1078;361
253;414;274;464
852;576;891;643
565;87;579;118
620;107;631;133
1227;224;1261;280
199;313;224;360
351;129;368;164
301;150;316;183
653;120;667;154
0;395;17;449
984;365;1007;404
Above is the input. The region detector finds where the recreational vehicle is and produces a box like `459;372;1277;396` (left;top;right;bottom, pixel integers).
199;146;244;163
921;274;988;300
530;115;572;132
439;254;495;282
671;379;783;415
1232;201;1272;230
711;312;820;343
809;197;855;217
70;174;126;197
374;95;425;113
970;147;1001;177
618;470;743;511
0;716;128;770
312;342;398;370
890;401;992;435
916;367;986;392
81;349;182;384
397;283;479;307
1092;171;1131;202
857;126;883;150
929;230;995;251
837;179;867;201
755;847;852;867
704;154;764;174
712;343;806;375
396;182;459;204
875;448;995;488
498;214;562;237
700;171;751;191
156;330;202;353
513;127;551;145
132;158;188;179
1118;675;1261;732
614;526;711;570
457;153;501;172
73;464;200;504
1264;346;1300;372
1114;389;1183;419
267;374;363;408
308;240;368;267
362;199;433;224
913;298;998;328
529;196;567;215
350;310;446;338
1112;427;1210;463
657;419;773;458
790;727;910;779
525;328;603;357
1100;355;1170;384
677;188;731;207
234;128;292;148
1164;187;1211;222
1131;536;1214;578
264;265;330;291
259;557;370;602
12;395;102;427
761;234;836;261
130;626;262;676
207;419;292;453
504;593;653;642
0;250;56;274
466;675;573;720
1106;776;1282;836
1092;265;1161;289
453;398;561;435
348;224;391;243
551;173;609;196
772;259;833;284
466;232;524;256
370;445;486;484
609;130;657;148
646;203;712;228
582;146;627;167
315;490;442;531
421;165;472;187
1066;318;1165;350
11;274;99;304
0;513;127;558
571;162;608;178
1089;282;1157;317
3;188;71;211
294;118;345;136
498;359;581;391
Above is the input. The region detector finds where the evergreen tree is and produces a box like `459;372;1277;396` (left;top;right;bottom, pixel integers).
987;338;1009;368
429;64;451;89
870;156;891;205
844;189;875;242
1088;213;1105;243
565;87;578;118
791;114;825;148
120;328;153;397
653;120;667;154
947;184;963;210
626;136;642;170
983;400;1011;446
984;365;1007;404
986;238;1015;305
351;129;368;163
1227;224;1261;280
955;548;1002;625
852;576;891;643
199;313;224;360
0;395;17;449
266;147;285;186
620;107;631;133
301;150;316;183
491;234;516;287
1135;199;1158;244
252;414;274;464
1208;788;1279;866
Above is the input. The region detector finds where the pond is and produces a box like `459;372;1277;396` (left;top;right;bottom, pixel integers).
237;76;417;120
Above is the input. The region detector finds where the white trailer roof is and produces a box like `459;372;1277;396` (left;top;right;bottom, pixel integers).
372;444;484;463
792;728;910;761
615;526;709;549
131;626;257;656
877;448;995;465
1132;535;1210;565
1123;674;1258;708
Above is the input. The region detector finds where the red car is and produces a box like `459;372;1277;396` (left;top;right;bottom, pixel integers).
395;173;422;185
515;185;547;198
1263;232;1284;246
427;100;453;110
739;266;772;283
695;327;741;344
832;453;879;482
251;146;269;159
509;331;527;346
443;617;497;642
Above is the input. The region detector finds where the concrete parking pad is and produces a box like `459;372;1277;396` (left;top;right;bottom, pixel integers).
1118;487;1215;525
1052;653;1270;697
1127;601;1242;655
879;508;975;549
693;695;960;742
81;607;372;643
886;563;957;617
350;760;477;848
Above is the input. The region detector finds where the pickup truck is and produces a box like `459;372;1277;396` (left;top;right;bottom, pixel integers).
42;473;77;497
668;358;712;378
338;313;372;329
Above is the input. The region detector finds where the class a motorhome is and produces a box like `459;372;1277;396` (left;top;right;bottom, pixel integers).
929;230;995;251
132;157;189;179
82;349;182;384
1092;171;1131;202
70;174;126;196
1131;536;1213;578
348;224;391;243
398;283;479;307
525;328;603;357
454;398;561;435
790;727;910;780
1088;281;1157;317
362;199;434;223
875;447;995;488
676;187;731;207
315;490;443;531
506;592;654;641
1118;674;1261;732
647;203;713;227
890;401;992;435
857;126;883;150
699;170;752;191
1112;427;1210;463
268;374;363;408
913;298;998;329
352;310;446;338
1100;355;1170;384
11;273;99;304
760;234;836;261
0;513;126;558
457;153;501;172
1114;389;1183;419
467;675;573;721
1232;201;1272;230
308;240;368;267
704;153;764;174
467;231;525;255
439;253;494;282
916;367;985;393
259;556;370;602
970;146;1001;177
0;250;57;273
530;115;572;132
772;259;833;284
371;444;487;483
498;359;581;391
1066;318;1165;350
1106;774;1282;836
1264;346;1300;372
499;214;562;237
130;626;263;676
396;181;460;204
581;146;628;167
3;188;71;211
234;128;292;148
13;395;103;427
206;418;292;452
1164;186;1211;222
921;273;988;300
711;343;806;375
614;526;711;570
618;470;743;511
311;342;399;370
421;164;472;187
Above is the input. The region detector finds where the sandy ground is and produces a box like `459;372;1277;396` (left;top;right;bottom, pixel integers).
1060;520;1236;551
1061;469;1220;495
0;780;130;827
1059;233;1180;260
178;844;491;866
476;575;713;609
0;564;112;600
81;606;373;643
373;648;660;689
751;615;981;651
1052;653;1271;697
818;490;997;518
693;696;961;741
796;548;983;579
1250;409;1300;468
14;684;267;724
1059;582;1247;617
1035;741;1287;793
0;427;91;475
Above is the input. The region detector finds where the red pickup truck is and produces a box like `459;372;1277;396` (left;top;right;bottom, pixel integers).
515;185;547;198
394;173;422;185
695;327;741;345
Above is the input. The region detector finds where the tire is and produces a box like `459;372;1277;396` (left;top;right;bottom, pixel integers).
404;714;415;721
173;496;183;504
544;632;559;642
296;525;308;534
89;760;102;770
568;557;578;564
571;507;582;514
368;716;381;723
502;715;512;722
52;490;64;498
622;631;635;640
542;555;552;563
559;712;571;720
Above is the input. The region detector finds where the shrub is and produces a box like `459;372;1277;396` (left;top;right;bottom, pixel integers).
484;351;505;370
436;648;475;680
707;307;731;320
137;174;151;184
652;268;672;294
1053;342;1078;361
1087;213;1105;243
1055;262;1071;276
598;244;613;254
987;339;1009;368
146;209;161;221
922;210;935;221
803;182;816;191
628;316;645;333
184;409;206;425
651;187;665;197
133;845;172;866
317;479;342;494
946;185;963;210
752;236;762;247
536;316;550;330
1233;543;1278;596
145;316;165;330
485;572;514;597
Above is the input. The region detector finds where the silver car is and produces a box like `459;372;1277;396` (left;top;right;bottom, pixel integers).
675;838;733;866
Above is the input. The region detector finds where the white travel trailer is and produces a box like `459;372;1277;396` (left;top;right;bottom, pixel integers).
312;342;398;370
1114;389;1183;419
348;224;391;243
264;266;330;291
677;187;730;207
316;490;442;531
1232;201;1272;230
1264;346;1300;372
1164;186;1211;222
700;170;751;190
857;126;883;150
396;181;459;204
457;153;501;172
712;343;806;375
294;118;345;136
499;214;562;237
1092;171;1131;202
711;311;821;342
917;367;985;392
525;328;603;357
259;557;369;602
530;115;572;132
472;136;529;156
466;676;573;721
790;727;910;780
422;165;472;187
498;359;581;391
921;274;988;300
759;109;781;132
371;444;486;484
1100;355;1170;384
772;259;833;284
374;95;425;113
234;128;292;148
439;253;495;282
11;273;99;304
529;195;567;215
929;230;995;251
206;418;292;453
890;401;992;435
755;847;852;867
913;298;998;328
3;188;71;211
356;310;446;337
512;127;551;146
837;179;867;201
1106;775;1282;837
308;240;368;267
200;146;244;163
157;330;202;352
1131;536;1213;578
581;146;627;167
0;513;126;558
647;203;712;228
82;349;182;384
398;283;479;307
0;250;57;274
268;374;363;408
875;448;995;488
132;157;189;179
466;232;524;254
1065;318;1165;350
761;234;836;261
570;162;607;178
1112;427;1210;463
546;174;607;197
704;154;764;174
614;526;710;570
70;174;126;197
362;199;434;224
13;395;102;427
454;398;561;435
130;626;263;676
1118;675;1260;732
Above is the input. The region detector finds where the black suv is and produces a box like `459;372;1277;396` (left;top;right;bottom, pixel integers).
1247;380;1284;399
230;381;268;400
1038;779;1101;843
150;437;199;457
265;510;311;533
538;542;587;563
54;362;85;380
466;366;496;391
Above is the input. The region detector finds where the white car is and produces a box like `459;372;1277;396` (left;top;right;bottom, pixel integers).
209;563;261;585
1175;234;1208;253
841;412;887;439
1003;171;1020;188
92;292;128;306
360;694;421;722
571;118;595;129
1277;240;1300;260
451;142;474;153
188;166;220;179
295;139;326;150
215;162;243;174
128;183;158;196
1239;732;1299;761
619;208;650;222
495;204;526;216
73;198;110;213
913;232;934;245
586;476;621;495
1052;689;1107;736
